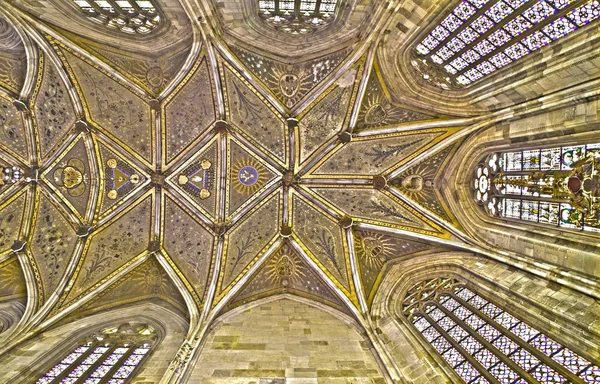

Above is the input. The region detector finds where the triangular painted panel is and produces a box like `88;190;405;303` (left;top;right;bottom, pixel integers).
32;54;77;161
291;193;351;293
42;136;92;220
222;243;351;316
65;195;152;302
0;257;27;302
0;94;28;163
228;138;279;217
59;48;153;164
223;64;287;165
167;137;219;220
96;140;148;218
29;192;77;303
0;192;26;254
164;57;216;164
163;195;214;304
230;46;352;108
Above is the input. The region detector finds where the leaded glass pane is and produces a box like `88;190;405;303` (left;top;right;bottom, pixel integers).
530;334;564;356
478;324;502;342
432;335;454;353
461;336;484;354
465;314;487;330
468;294;489;309
531;364;566;383
510;348;541;371
474;348;500;368
448;325;471;341
551;348;591;374
443;347;466;366
36;346;90;383
489;362;520;382
493;336;520;355
455;361;482;382
480;303;503;319
495;312;521;329
510;322;540;342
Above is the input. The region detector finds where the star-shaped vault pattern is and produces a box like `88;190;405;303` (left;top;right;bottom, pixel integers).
0;16;468;339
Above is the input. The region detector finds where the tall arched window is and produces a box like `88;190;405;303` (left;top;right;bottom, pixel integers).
259;0;339;34
411;0;600;88
403;278;600;383
71;0;161;34
36;323;156;384
473;143;600;232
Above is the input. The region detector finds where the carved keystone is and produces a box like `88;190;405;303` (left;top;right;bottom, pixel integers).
148;99;160;110
11;240;26;253
151;173;166;187
373;175;387;190
338;131;352;144
339;216;353;229
75;120;91;133
214;120;230;134
12;99;29;112
280;226;292;238
212;222;228;237
148;240;161;253
287;118;298;130
23;167;39;183
76;225;94;238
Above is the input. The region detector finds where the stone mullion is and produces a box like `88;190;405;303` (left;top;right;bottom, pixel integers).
452;293;586;384
435;304;538;383
421;311;502;384
454;0;588;78
315;0;323;15
489;193;568;203
49;342;103;384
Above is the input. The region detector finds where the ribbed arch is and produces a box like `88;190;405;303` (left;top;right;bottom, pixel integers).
403;277;600;383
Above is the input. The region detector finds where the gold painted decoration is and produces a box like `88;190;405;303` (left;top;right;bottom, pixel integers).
0;94;28;163
0;191;26;254
0;257;27;302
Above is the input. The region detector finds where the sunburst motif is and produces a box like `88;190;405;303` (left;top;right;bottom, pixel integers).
129;261;170;296
354;232;394;268
266;250;305;285
232;158;267;195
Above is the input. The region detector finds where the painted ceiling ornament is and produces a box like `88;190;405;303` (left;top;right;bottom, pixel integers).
1;165;22;186
267;250;304;286
279;73;300;99
354;232;391;268
233;159;265;195
53;158;87;197
105;158;141;200
177;159;213;200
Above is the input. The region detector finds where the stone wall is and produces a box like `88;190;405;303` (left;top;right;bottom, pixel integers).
190;298;386;384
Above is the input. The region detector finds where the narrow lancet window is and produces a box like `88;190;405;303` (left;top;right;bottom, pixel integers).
259;0;339;34
403;278;600;383
72;0;161;34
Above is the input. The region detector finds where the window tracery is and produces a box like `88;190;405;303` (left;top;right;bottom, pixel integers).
71;0;161;34
403;278;600;383
259;0;339;34
36;323;156;384
473;143;600;232
412;0;600;88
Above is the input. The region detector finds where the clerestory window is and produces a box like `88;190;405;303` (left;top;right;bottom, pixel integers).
36;323;156;384
403;278;600;383
473;143;600;232
72;0;161;34
259;0;339;34
412;0;600;88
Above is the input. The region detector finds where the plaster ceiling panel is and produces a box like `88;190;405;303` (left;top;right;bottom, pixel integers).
310;130;451;177
353;230;433;305
228;137;280;217
163;195;214;305
297;69;357;165
223;64;287;166
54;28;195;97
95;140;149;219
390;144;459;225
63;194;152;304
230;46;353;108
218;191;281;297
0;93;28;164
0;191;26;255
356;59;437;132
167;136;219;221
31;55;77;161
308;187;442;234
69;257;188;321
0;17;26;95
41;135;92;221
291;192;352;295
0;257;27;302
221;243;351;316
29;192;78;303
59;48;153;165
164;56;216;165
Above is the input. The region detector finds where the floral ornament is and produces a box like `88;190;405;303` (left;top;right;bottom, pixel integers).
53;158;87;197
1;165;22;186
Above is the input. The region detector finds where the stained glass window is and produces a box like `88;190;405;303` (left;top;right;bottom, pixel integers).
259;0;339;34
412;0;600;88
473;143;600;232
36;324;155;384
71;0;161;34
403;278;600;383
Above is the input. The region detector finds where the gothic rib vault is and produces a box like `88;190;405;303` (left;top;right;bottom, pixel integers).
1;0;599;381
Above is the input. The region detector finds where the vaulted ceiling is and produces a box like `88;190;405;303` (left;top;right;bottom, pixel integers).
0;0;597;345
